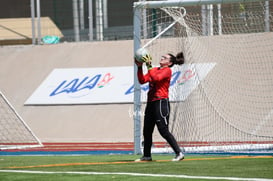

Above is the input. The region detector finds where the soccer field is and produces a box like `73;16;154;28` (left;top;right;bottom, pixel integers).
0;154;273;181
1;1;273;181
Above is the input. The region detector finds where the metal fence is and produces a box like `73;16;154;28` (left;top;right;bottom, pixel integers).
0;0;272;46
0;0;136;45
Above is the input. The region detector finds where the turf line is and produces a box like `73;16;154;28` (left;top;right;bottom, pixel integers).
4;156;272;169
0;170;272;181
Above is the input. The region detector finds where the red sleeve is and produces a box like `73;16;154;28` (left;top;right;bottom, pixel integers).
137;67;151;84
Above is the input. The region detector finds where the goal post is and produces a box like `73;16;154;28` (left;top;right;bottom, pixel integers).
133;0;273;155
0;91;43;150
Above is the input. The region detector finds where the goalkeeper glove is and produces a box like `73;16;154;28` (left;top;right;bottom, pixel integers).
140;54;152;63
141;54;152;70
145;61;152;70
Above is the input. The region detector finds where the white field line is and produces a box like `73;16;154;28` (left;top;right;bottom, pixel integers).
0;170;273;181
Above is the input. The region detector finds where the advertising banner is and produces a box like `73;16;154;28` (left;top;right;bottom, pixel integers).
25;64;215;105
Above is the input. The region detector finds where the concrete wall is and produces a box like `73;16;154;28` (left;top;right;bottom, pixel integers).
0;40;138;143
1;32;273;144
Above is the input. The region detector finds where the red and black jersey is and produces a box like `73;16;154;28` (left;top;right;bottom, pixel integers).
137;67;171;102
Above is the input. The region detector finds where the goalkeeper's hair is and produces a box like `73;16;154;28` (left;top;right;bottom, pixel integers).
168;51;184;67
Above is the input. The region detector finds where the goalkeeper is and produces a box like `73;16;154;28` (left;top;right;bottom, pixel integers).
135;52;185;162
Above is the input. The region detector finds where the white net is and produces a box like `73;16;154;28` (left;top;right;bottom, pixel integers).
0;91;42;150
134;0;273;153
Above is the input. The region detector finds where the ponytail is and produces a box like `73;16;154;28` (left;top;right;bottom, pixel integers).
168;52;184;67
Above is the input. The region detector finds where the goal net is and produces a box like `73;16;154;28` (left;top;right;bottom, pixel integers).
0;91;43;150
133;0;273;154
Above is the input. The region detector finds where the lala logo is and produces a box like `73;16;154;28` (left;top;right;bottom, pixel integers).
49;72;114;97
124;68;196;95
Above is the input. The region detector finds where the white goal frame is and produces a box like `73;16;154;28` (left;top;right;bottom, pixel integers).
0;91;43;150
133;0;270;155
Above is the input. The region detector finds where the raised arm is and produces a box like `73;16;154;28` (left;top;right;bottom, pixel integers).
137;67;151;84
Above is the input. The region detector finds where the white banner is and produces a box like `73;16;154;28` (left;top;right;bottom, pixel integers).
25;64;216;105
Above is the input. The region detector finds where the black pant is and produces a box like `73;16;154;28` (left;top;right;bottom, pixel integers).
143;98;181;157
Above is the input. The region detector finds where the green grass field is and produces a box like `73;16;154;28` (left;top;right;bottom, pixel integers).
0;154;273;181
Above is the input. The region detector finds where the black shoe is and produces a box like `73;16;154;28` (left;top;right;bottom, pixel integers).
135;156;152;162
